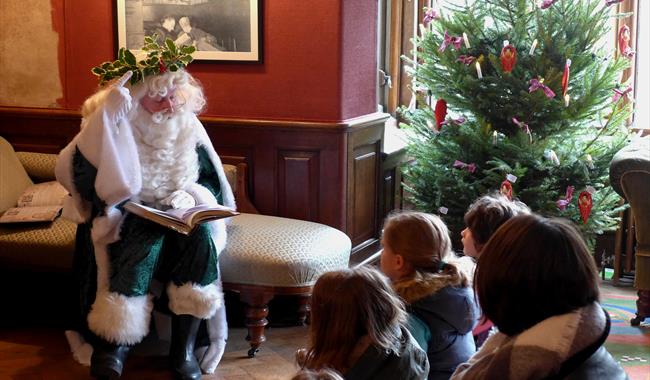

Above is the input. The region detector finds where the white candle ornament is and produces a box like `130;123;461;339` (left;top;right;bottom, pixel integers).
492;130;498;145
475;61;483;79
503;40;510;47
529;39;538;55
463;32;471;48
564;94;570;107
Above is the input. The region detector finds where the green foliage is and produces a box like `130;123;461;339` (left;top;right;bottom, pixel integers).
91;35;196;86
401;0;632;242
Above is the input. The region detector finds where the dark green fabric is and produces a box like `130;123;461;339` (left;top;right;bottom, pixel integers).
107;213;218;296
196;145;223;205
72;147;106;217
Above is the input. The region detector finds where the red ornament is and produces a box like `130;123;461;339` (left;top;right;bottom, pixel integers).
561;59;571;97
500;45;517;73
500;180;513;200
618;25;635;59
578;191;593;224
434;99;448;131
159;60;167;73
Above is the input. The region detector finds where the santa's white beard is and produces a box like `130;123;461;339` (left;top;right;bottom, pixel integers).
131;108;200;208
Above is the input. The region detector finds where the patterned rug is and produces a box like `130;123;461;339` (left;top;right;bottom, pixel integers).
601;280;650;380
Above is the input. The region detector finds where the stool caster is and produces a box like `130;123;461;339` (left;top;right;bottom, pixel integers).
247;348;259;358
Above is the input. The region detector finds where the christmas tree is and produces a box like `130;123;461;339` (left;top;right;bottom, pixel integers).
401;0;633;245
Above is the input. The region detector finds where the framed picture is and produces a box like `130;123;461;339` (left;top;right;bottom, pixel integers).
116;0;261;62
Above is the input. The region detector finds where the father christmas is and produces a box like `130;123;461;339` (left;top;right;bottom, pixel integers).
55;37;234;380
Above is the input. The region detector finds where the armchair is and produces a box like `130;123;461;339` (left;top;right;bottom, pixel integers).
610;135;650;326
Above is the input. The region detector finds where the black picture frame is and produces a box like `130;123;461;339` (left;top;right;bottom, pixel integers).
116;0;261;62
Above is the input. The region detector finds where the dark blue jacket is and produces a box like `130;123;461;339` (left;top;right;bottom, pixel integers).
396;273;479;380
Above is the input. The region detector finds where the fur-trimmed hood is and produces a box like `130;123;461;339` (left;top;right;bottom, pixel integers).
394;270;464;304
394;271;478;336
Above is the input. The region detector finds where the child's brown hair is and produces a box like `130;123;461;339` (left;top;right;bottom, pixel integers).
475;214;600;336
299;266;407;373
382;211;468;286
464;193;530;248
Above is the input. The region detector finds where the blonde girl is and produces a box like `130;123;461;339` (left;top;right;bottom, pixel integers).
380;211;479;380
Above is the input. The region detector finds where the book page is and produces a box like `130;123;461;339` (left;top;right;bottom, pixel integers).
17;181;68;207
0;205;62;223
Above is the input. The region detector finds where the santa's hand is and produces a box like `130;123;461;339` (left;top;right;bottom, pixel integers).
104;71;133;124
161;190;196;209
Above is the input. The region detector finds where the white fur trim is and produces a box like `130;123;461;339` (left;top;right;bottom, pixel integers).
87;291;153;345
64;330;93;366
167;282;223;319
196;339;226;374
198;297;228;373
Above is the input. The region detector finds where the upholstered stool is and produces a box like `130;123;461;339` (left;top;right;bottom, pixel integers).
220;213;351;356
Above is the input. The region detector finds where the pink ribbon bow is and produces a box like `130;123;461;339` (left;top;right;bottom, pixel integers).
540;0;558;9
556;185;575;211
529;78;556;98
440;117;466;126
512;117;532;143
439;31;463;52
456;55;476;65
612;86;633;103
423;8;439;25
453;160;477;173
605;0;624;6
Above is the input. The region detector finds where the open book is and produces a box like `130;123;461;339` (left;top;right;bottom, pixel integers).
124;201;239;235
0;181;67;223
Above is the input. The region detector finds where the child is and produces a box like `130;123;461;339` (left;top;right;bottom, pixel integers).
291;368;344;380
296;266;429;380
461;193;530;346
461;193;530;259
380;211;479;380
452;214;627;379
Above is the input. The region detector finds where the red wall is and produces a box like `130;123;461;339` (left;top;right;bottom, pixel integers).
55;0;377;122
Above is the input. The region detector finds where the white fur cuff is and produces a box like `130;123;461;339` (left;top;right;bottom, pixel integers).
87;291;153;345
167;282;223;319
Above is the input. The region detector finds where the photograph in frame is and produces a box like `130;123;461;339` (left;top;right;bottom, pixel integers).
116;0;260;62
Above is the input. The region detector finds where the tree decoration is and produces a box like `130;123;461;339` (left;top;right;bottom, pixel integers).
578;191;593;224
457;55;476;65
475;61;483;79
556;185;575;211
91;35;196;86
439;31;463;52
500;43;517;73
440;116;466;126
612;86;633;103
453;160;477;173
423;7;439;25
562;59;571;97
529;39;538;55
544;149;560;165
618;25;636;59
434;99;448;130
512;117;532;143
462;33;471;49
529;78;556;98
540;0;559;9
500;180;513;200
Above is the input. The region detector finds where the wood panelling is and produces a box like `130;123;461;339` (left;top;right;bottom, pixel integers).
0;107;389;255
277;150;319;221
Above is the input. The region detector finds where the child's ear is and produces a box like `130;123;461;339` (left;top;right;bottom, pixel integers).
395;254;405;270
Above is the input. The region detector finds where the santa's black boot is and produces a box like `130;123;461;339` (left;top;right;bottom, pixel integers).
170;314;202;380
90;339;130;380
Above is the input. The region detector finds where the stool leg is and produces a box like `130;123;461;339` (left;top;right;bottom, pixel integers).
631;289;650;326
239;290;275;357
297;294;312;325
